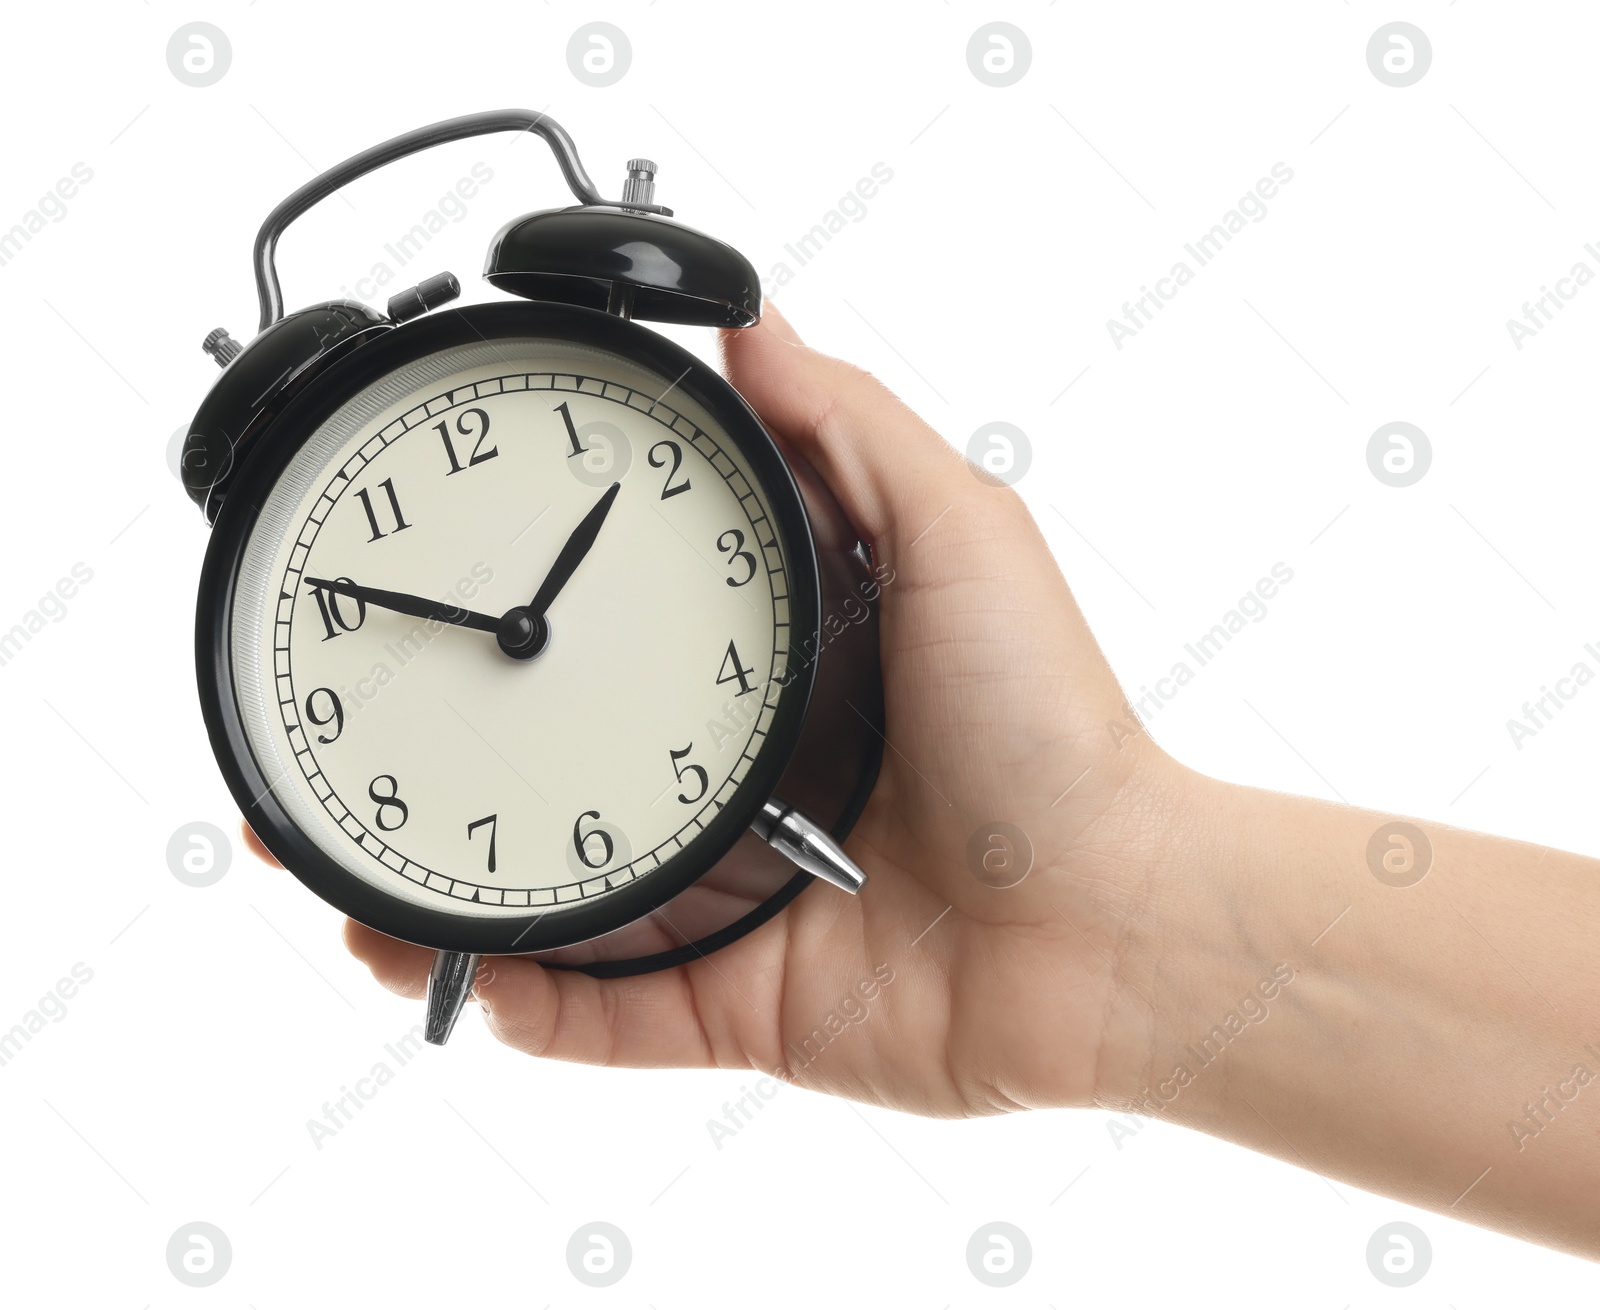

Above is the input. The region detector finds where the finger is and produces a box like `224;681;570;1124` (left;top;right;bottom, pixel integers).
758;298;805;346
717;303;993;553
344;920;431;999
240;820;283;868
343;920;726;1069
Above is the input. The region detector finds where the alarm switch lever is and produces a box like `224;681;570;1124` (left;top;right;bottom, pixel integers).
752;799;867;894
424;949;482;1045
387;271;461;324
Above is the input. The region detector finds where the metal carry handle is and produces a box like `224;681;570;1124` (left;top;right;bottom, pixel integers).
250;108;661;331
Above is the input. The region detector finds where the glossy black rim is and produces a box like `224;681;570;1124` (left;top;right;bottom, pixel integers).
196;301;820;954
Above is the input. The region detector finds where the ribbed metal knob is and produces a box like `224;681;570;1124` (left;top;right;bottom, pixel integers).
620;158;657;208
200;327;242;368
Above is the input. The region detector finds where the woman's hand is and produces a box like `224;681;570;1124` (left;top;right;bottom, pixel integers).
256;301;1191;1117
246;302;1600;1259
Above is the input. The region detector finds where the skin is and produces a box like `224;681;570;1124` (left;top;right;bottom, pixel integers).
244;303;1600;1260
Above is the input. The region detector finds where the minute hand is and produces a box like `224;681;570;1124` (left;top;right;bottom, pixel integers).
526;481;621;617
303;576;500;633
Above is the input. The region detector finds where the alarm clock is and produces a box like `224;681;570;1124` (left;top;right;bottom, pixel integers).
182;110;884;1045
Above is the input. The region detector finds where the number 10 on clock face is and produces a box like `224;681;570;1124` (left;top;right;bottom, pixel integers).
228;336;810;943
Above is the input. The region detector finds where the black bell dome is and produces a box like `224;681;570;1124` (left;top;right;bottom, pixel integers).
484;205;760;328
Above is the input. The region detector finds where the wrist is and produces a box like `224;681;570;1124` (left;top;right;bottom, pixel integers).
1088;760;1273;1114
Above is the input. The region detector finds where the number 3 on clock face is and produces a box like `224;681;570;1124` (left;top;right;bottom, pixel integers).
219;322;820;954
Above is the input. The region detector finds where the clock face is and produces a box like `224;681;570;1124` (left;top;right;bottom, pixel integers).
222;325;814;950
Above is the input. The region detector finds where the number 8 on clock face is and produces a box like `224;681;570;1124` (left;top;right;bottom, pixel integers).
214;310;821;955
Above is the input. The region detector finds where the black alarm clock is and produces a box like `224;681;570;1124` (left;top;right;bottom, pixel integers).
182;110;884;1045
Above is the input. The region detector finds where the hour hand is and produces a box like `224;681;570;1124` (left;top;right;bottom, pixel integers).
303;576;500;633
526;481;621;618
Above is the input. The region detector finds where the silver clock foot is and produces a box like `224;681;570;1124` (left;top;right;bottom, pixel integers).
425;949;482;1045
752;798;867;893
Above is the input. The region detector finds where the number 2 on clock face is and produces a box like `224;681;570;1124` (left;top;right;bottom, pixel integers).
234;341;795;918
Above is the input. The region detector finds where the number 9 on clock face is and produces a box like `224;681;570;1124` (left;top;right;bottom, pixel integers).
212;316;819;954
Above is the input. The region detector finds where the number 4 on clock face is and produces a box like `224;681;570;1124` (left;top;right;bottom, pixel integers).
717;639;756;696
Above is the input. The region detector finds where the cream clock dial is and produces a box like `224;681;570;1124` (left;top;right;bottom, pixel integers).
233;338;794;924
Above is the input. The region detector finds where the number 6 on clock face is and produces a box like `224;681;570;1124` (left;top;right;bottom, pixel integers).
208;308;821;955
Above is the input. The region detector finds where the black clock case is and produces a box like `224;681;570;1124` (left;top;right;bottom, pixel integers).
193;300;884;977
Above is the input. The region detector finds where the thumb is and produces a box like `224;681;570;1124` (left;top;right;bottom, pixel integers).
716;302;994;554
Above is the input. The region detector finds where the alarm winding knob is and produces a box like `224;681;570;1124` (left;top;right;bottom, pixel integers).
620;158;657;209
200;327;243;368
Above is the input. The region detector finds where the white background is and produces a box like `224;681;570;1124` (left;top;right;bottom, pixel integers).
2;1;1597;1303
